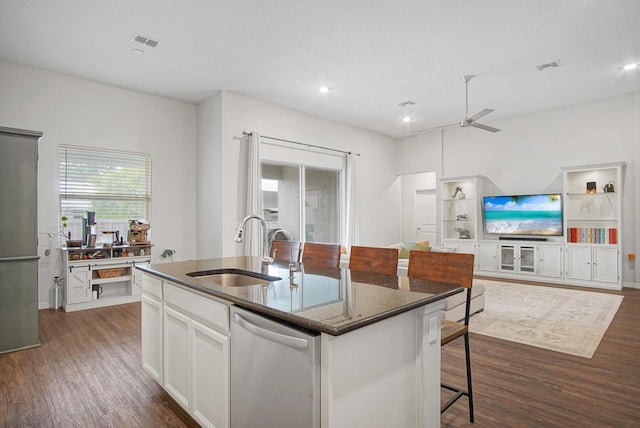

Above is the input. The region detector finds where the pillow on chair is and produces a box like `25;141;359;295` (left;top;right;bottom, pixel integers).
390;240;431;259
398;241;431;259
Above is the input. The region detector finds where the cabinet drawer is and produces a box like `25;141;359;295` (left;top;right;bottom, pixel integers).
141;273;163;299
164;281;229;333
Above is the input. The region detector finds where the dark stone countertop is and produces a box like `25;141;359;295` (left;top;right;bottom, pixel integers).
137;256;462;336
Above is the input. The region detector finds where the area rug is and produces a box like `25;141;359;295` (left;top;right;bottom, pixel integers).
468;280;623;358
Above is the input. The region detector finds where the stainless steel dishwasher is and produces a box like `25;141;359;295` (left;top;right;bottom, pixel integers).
230;306;320;428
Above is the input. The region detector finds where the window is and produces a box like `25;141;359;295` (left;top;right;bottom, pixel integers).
58;145;151;245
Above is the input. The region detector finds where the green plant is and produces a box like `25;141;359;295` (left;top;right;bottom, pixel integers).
160;249;176;262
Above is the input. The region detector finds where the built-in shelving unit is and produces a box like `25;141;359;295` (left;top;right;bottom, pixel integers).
439;175;500;253
61;244;152;311
562;162;625;289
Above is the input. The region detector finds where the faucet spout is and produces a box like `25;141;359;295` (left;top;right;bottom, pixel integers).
234;214;273;264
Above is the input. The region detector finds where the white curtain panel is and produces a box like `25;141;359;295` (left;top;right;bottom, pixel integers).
344;153;356;248
245;132;262;257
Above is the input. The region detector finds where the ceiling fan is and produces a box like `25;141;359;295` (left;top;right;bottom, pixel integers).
417;75;501;133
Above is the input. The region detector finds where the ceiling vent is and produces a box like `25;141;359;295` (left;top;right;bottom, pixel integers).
132;34;159;48
536;60;562;71
398;100;416;107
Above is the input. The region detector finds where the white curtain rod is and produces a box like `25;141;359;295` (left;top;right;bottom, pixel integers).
242;131;356;156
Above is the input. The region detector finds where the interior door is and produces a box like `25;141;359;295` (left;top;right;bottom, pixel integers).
414;190;436;244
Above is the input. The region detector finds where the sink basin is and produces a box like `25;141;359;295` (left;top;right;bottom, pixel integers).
186;268;281;287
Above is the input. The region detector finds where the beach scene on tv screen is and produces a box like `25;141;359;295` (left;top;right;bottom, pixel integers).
484;194;563;235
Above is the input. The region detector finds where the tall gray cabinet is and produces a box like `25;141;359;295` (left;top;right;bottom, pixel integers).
0;126;42;354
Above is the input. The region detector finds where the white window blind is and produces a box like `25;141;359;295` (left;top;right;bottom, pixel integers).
58;145;151;241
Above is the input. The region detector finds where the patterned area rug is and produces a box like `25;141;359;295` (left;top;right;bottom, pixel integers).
469;280;623;358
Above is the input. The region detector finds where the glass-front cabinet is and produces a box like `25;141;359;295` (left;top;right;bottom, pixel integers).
499;244;536;274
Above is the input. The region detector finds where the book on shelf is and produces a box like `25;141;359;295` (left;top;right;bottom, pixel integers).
567;227;617;244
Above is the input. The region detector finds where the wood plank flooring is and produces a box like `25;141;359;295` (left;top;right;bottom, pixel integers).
441;281;640;427
1;282;639;427
0;304;198;428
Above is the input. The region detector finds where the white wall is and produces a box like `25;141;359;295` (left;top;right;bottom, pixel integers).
196;91;401;257
0;61;198;308
395;93;639;287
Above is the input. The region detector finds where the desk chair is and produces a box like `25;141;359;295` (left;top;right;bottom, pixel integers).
407;250;475;423
349;246;399;276
301;243;341;268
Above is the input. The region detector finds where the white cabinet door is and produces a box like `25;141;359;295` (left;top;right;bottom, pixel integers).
477;243;498;272
141;294;163;384
566;245;592;281
457;241;476;255
191;319;230;428
67;266;91;304
593;246;618;283
538;245;563;278
164;305;191;411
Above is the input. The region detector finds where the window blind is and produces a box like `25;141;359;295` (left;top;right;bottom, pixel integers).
58;145;151;227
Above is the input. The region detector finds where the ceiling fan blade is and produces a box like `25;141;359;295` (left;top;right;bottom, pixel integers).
467;108;494;122
412;122;460;134
471;122;501;133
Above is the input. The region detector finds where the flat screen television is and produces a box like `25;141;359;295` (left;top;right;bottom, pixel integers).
483;194;563;236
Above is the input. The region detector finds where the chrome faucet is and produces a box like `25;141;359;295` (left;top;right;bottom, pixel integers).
234;214;273;264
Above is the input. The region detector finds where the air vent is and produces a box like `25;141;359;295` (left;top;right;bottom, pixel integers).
398;100;416;107
536;60;562;71
132;34;159;48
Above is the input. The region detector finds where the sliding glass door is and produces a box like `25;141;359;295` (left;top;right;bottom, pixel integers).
261;162;341;245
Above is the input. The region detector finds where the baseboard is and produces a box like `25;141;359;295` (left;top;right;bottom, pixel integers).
622;281;640;289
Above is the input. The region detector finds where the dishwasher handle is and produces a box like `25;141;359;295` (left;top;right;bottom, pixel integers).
233;312;309;351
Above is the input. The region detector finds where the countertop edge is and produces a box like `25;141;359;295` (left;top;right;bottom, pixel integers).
137;264;463;336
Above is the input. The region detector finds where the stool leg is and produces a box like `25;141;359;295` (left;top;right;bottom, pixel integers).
464;333;474;422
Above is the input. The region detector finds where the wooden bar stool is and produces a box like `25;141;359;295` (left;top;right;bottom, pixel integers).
270;240;301;264
349;245;399;276
407;250;476;422
301;242;342;268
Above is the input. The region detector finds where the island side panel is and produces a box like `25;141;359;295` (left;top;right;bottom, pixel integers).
320;302;443;428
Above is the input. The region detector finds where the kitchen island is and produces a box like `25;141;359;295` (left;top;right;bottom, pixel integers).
137;256;462;428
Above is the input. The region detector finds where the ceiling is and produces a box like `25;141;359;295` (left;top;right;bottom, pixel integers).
1;1;639;138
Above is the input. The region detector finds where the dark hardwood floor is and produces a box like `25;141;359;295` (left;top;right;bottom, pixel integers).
442;281;640;427
0;303;198;428
1;282;639;427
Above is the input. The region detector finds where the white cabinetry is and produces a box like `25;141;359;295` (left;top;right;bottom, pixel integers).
154;280;230;428
566;245;618;287
477;242;499;272
562;162;624;289
499;244;537;275
538;244;564;279
140;271;164;384
62;246;151;312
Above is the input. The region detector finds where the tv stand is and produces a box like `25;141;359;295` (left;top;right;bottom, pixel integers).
499;236;547;242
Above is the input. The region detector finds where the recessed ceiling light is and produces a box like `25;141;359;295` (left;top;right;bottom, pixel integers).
622;62;638;71
132;48;145;55
402;116;412;123
318;86;330;94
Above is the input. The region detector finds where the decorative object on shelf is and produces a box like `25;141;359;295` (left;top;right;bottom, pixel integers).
160;248;176;262
586;181;597;194
456;213;469;221
452;186;466;199
603;181;615;193
454;226;471;239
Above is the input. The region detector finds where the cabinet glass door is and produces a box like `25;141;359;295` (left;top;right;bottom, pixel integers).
520;246;536;273
500;246;515;271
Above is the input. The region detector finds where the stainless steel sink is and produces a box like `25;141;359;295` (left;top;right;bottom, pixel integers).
186;268;281;287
